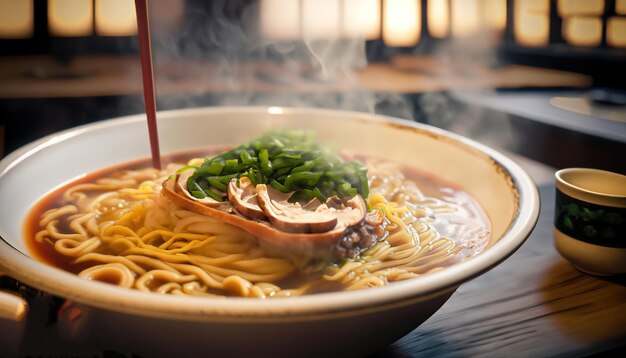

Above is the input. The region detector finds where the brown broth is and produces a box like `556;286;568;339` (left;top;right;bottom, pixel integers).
24;149;492;288
23;149;223;274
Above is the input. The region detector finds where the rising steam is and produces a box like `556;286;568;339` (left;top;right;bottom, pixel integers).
145;0;413;119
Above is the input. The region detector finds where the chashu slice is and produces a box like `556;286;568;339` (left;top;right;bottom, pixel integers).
227;177;266;220
255;184;337;234
162;176;368;250
256;184;367;234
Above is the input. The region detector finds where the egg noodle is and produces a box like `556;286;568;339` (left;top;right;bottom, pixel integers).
32;159;489;298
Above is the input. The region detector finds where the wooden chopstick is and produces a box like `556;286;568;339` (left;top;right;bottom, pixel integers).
0;272;28;322
0;289;28;322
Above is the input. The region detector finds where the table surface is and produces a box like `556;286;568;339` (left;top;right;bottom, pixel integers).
9;158;626;357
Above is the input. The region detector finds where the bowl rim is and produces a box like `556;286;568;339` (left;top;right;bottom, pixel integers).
555;167;626;199
0;106;540;322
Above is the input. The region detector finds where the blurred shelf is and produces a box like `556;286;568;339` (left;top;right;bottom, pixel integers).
453;90;626;144
443;90;626;174
0;55;592;99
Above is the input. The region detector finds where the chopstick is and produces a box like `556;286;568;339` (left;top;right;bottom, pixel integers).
134;0;162;170
0;271;28;322
0;290;27;322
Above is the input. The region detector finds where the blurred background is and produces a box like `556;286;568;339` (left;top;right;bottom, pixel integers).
0;0;624;172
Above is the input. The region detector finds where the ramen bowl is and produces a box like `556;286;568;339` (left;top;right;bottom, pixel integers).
0;107;539;357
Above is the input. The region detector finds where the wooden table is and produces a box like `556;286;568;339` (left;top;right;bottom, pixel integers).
8;160;626;357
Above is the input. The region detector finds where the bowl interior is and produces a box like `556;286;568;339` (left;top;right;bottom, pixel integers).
557;168;626;197
0;107;536;319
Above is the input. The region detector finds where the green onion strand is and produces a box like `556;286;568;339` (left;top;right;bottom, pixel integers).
187;131;369;203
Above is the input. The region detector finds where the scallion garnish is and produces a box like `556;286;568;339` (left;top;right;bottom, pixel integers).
187;131;369;203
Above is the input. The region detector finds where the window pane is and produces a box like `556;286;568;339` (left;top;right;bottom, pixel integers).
95;0;137;37
48;0;93;37
562;16;602;46
607;17;626;47
343;0;381;40
383;0;421;47
427;0;449;38
514;0;549;47
558;0;604;17
0;0;33;39
260;0;301;40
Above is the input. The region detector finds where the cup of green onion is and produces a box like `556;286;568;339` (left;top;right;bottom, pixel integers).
554;168;626;275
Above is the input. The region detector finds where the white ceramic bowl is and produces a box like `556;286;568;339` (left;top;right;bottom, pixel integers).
0;107;539;357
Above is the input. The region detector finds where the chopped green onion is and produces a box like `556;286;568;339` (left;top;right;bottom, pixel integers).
188;131;369;201
176;165;198;174
269;179;289;193
191;190;206;199
283;171;322;191
206;161;224;176
239;151;255;165
259;149;272;175
208;177;228;192
217;173;238;183
292;160;315;173
204;189;225;202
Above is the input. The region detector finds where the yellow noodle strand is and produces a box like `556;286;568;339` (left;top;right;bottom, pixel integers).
32;159;489;298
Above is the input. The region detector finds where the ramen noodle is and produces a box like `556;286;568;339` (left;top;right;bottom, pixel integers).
26;148;490;298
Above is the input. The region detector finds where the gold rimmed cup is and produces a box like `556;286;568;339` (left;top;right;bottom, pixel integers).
554;168;626;276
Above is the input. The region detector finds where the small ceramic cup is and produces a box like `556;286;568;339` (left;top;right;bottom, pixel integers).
554;168;626;276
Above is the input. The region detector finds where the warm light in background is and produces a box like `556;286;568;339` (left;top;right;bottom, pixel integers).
430;0;505;38
451;0;480;37
558;0;604;17
514;0;549;47
260;0;301;40
618;0;626;14
484;0;507;31
343;0;381;40
95;0;137;36
607;17;626;47
563;17;602;46
262;0;380;41
0;0;33;39
427;0;449;39
48;0;93;37
383;0;421;47
302;0;340;39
